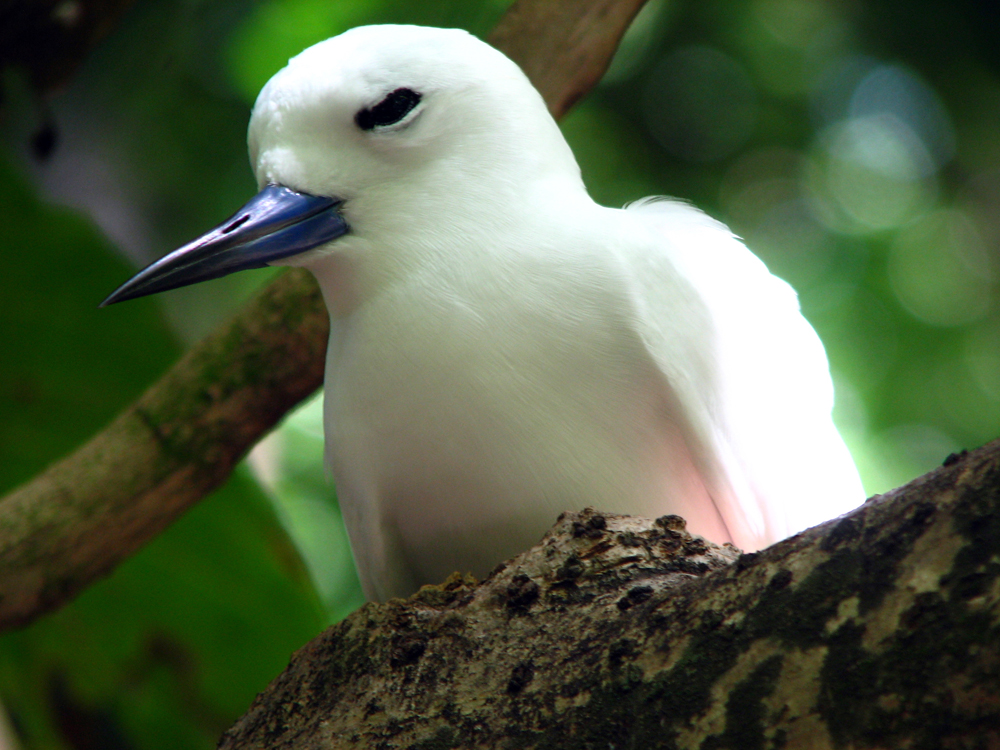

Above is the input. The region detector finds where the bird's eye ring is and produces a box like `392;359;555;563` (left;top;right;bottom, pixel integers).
355;88;422;131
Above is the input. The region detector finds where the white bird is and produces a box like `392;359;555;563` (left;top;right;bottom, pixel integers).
104;25;865;602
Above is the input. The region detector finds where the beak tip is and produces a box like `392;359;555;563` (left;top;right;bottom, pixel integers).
99;287;128;308
99;185;348;309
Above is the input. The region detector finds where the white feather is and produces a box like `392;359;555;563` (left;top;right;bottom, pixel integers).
248;25;865;601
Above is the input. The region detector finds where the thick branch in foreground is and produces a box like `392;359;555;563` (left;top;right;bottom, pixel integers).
219;439;1000;749
0;0;650;631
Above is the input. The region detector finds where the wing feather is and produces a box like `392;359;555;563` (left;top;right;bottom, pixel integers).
623;198;865;550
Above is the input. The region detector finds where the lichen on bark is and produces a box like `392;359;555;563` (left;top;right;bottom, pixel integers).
220;438;1000;750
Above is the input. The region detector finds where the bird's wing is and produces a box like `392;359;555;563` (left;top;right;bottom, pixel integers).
621;198;865;550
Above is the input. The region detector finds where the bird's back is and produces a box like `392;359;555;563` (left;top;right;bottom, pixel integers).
320;190;863;601
621;198;865;550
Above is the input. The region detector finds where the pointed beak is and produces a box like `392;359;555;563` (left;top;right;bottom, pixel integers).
101;184;349;307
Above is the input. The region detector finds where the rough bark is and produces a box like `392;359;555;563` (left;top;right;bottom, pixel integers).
0;269;327;630
218;439;1000;750
487;0;648;118
0;0;650;631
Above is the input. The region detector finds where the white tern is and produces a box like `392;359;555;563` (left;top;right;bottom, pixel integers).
104;24;865;602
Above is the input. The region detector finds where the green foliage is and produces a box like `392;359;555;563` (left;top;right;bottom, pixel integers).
0;158;177;491
583;0;1000;492
225;0;511;104
0;110;325;749
254;394;366;621
0;473;324;750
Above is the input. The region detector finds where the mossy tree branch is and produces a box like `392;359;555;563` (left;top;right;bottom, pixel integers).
219;440;1000;749
0;0;650;631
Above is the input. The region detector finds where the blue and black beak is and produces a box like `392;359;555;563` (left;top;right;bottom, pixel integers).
101;184;349;307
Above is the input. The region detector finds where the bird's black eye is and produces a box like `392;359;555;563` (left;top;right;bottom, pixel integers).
355;88;422;131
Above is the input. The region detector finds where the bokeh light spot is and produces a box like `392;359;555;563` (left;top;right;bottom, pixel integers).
807;115;937;232
964;320;1000;402
744;199;836;289
641;45;757;162
752;0;837;49
849;64;955;172
888;209;995;327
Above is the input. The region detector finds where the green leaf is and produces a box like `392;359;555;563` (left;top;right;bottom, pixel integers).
0;472;325;750
0;152;324;749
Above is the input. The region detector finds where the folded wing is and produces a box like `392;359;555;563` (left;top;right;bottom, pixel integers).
623;198;865;550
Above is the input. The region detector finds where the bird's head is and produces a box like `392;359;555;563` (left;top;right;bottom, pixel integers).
101;25;581;308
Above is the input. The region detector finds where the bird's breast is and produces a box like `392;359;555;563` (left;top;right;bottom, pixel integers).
317;245;725;598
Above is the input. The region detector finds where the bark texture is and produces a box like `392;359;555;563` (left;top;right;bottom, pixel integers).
0;0;650;632
487;0;648;118
0;269;327;630
219;439;1000;750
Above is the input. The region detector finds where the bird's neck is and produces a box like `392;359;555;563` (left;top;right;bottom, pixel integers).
305;172;595;320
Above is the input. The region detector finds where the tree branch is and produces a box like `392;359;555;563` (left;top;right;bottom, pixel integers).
0;269;327;630
487;0;648;118
0;0;650;631
218;440;1000;749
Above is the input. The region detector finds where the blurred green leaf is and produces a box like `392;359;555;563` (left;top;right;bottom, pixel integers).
225;0;392;102
0;152;324;749
0;471;325;750
225;0;512;104
253;394;365;622
0;156;177;491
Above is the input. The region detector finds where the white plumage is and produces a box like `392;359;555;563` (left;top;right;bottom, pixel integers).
111;24;866;602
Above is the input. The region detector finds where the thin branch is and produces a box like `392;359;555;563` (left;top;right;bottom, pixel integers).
0;0;650;631
487;0;648;118
218;440;1000;749
0;270;327;630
